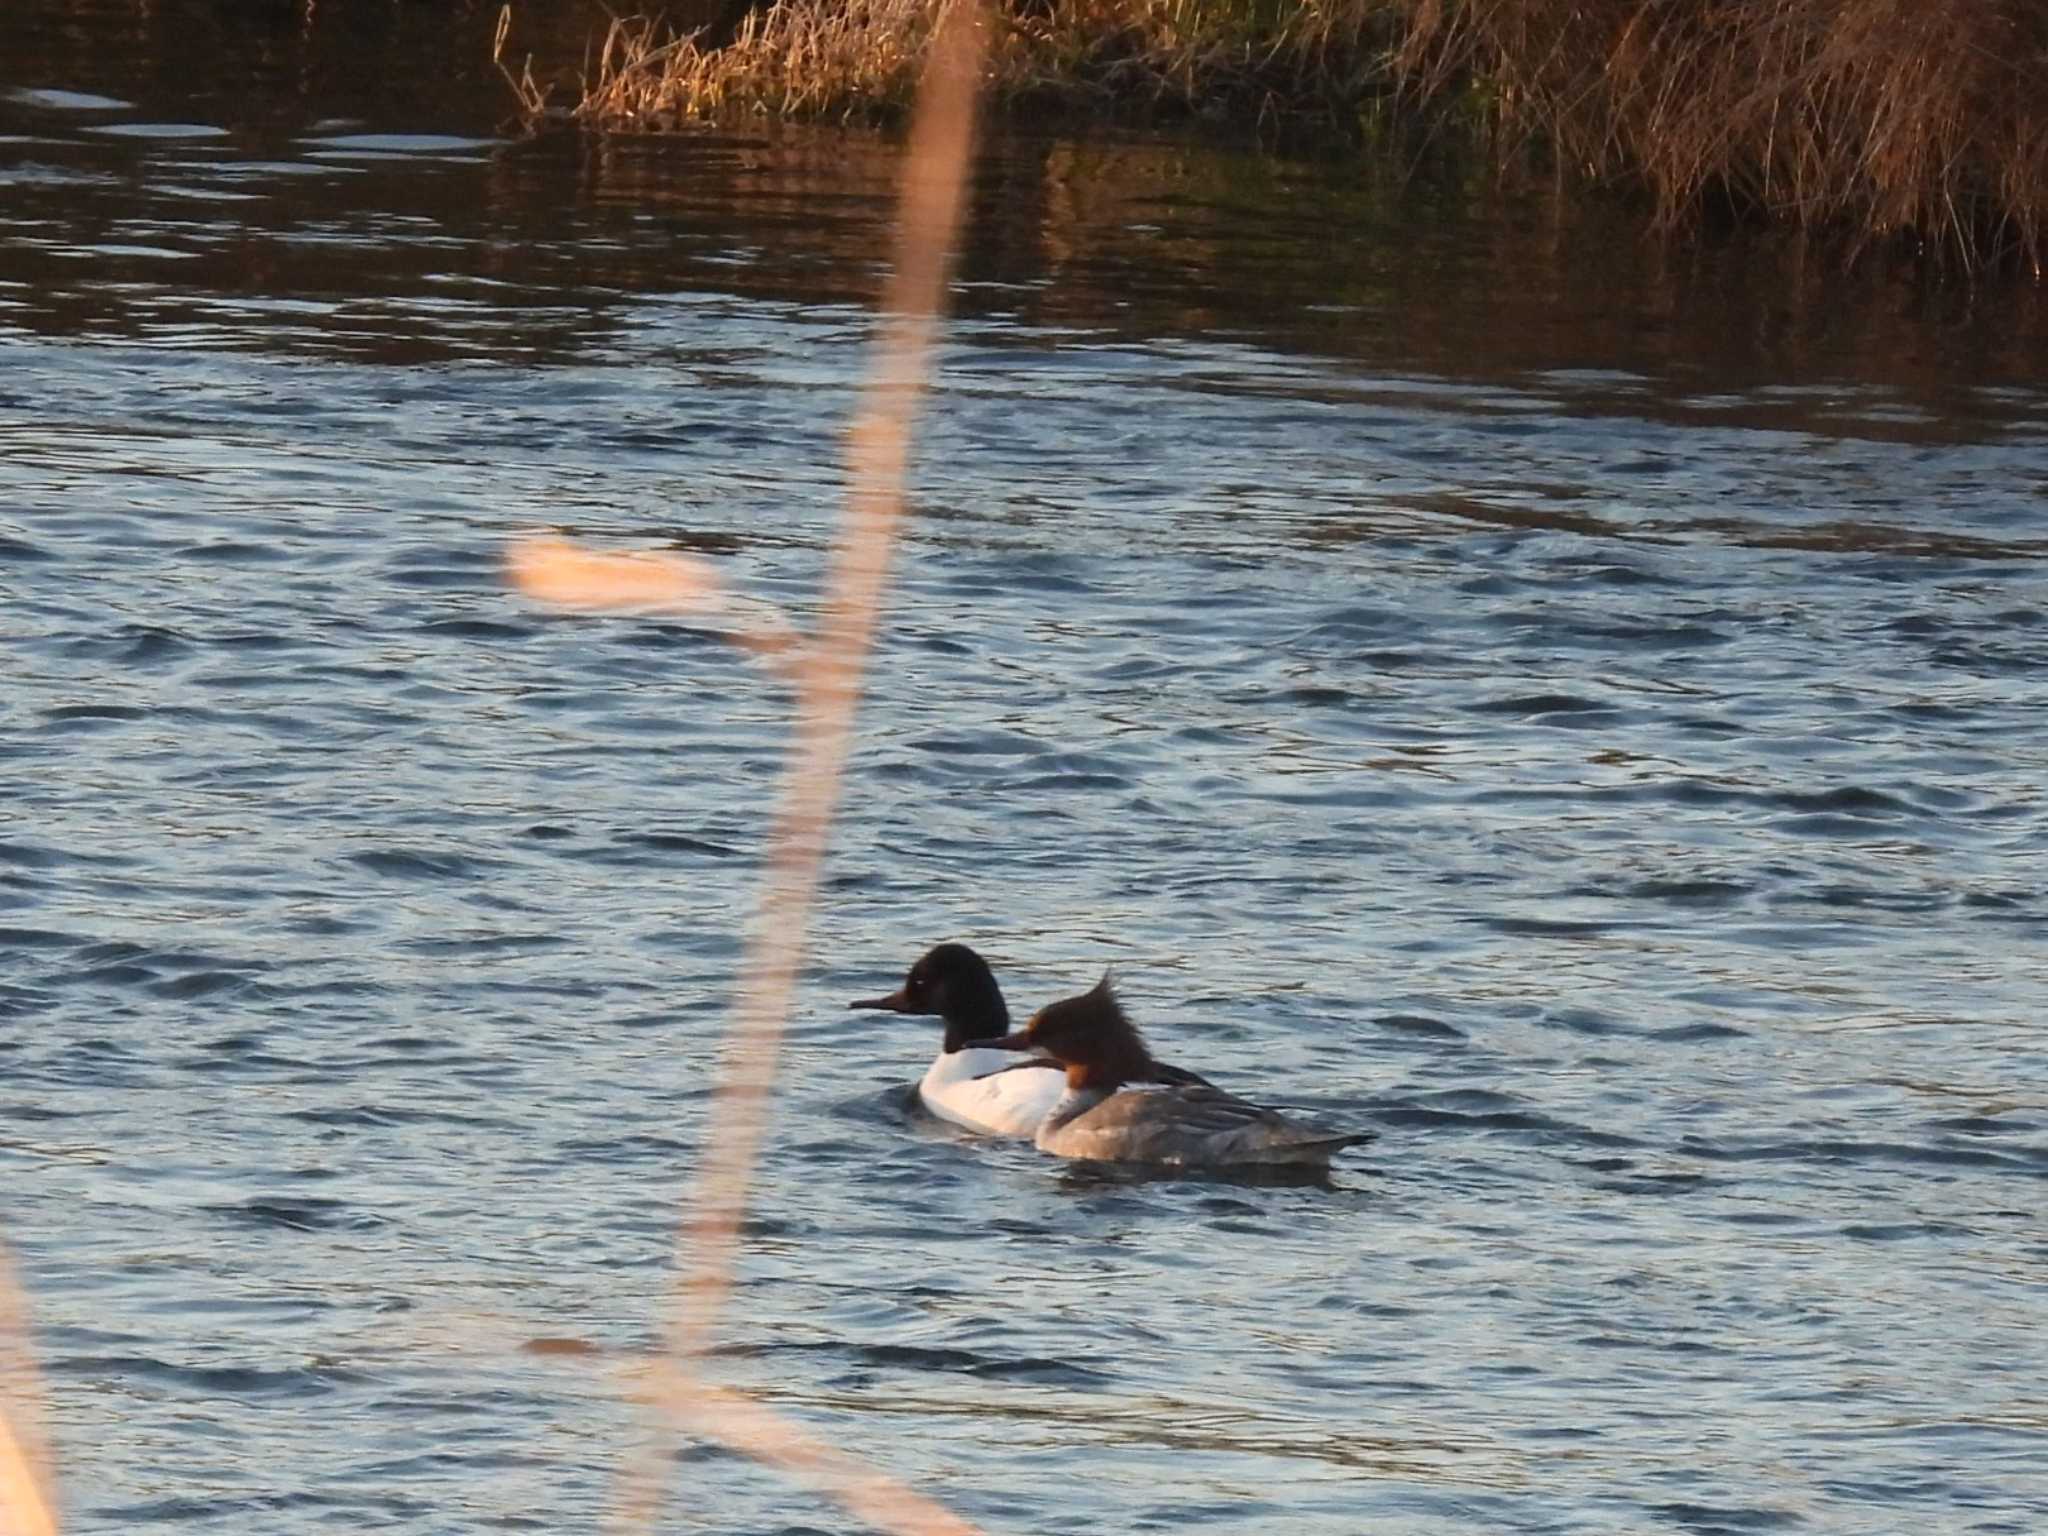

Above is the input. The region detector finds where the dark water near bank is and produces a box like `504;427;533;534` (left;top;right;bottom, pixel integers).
4;2;2047;1532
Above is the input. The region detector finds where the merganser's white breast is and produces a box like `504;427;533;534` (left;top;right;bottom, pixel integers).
918;1047;1067;1138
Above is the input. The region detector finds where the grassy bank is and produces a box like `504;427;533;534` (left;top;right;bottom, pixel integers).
499;0;2048;271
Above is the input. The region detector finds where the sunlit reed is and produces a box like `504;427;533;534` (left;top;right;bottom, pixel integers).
510;3;992;1532
506;535;798;662
0;1243;58;1536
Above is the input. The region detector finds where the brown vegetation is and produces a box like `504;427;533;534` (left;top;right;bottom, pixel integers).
497;0;2048;271
1398;0;2048;270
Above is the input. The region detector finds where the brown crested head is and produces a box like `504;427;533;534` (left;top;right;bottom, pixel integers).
1023;973;1154;1091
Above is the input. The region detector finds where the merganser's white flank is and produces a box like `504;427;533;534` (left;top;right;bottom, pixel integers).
850;943;1208;1138
987;976;1372;1169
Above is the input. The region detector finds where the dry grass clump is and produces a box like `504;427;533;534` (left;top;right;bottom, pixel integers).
499;0;2048;269
502;0;1398;130
573;0;947;126
1398;0;2048;269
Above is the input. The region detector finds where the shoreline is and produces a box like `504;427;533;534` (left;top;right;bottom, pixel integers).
498;0;2048;277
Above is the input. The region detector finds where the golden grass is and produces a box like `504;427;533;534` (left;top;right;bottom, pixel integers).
499;0;2048;270
580;0;950;126
511;3;991;1531
500;0;1396;130
1397;0;2048;270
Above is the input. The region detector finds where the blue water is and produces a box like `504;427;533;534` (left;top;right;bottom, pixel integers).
4;4;2048;1533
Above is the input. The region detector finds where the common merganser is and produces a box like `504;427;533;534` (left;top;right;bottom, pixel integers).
986;976;1373;1169
849;943;1208;1138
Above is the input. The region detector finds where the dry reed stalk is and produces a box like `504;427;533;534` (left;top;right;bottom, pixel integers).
648;1376;985;1536
513;4;991;1532
506;536;799;661
644;0;983;1369
0;1244;58;1536
492;4;550;121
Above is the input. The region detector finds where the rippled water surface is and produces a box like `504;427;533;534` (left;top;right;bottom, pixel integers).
4;2;2048;1532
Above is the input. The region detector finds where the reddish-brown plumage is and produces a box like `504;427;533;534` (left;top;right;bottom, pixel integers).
1024;975;1156;1092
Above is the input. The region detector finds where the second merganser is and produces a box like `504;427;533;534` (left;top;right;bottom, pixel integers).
849;943;1209;1138
986;976;1373;1170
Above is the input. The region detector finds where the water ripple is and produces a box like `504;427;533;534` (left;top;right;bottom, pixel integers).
1;8;2045;1533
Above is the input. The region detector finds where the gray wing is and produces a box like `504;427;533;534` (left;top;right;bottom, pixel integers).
1146;1059;1217;1089
1059;1085;1371;1166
